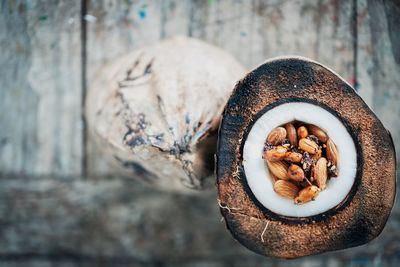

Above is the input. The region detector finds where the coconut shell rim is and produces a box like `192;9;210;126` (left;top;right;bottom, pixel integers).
216;56;397;258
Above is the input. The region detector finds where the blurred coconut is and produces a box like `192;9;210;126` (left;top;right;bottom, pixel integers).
86;36;245;192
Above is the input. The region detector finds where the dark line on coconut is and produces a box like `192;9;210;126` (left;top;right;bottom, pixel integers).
237;98;363;225
80;0;88;177
118;57;153;88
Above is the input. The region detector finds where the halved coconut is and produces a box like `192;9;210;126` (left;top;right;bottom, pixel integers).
216;56;396;258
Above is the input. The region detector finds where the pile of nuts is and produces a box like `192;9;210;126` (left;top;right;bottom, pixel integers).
263;122;339;204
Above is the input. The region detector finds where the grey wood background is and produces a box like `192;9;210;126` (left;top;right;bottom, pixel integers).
1;0;399;266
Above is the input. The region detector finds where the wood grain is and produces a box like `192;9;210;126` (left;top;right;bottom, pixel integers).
357;0;400;162
0;0;83;176
0;175;398;265
190;0;355;76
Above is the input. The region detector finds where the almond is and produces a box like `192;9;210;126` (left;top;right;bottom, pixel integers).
274;180;299;199
266;160;289;180
299;138;318;154
267;127;287;145
285;123;298;147
264;146;287;162
308;124;328;143
326;138;339;166
284;152;302;163
287;164;305;182
315;157;328;190
268;169;279;184
310;161;316;179
297;126;308;139
295;185;320;204
312;148;322;161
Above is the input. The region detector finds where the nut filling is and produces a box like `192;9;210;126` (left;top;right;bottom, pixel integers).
264;122;338;204
243;102;357;217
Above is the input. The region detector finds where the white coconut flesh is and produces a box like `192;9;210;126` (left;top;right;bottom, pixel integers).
243;102;357;217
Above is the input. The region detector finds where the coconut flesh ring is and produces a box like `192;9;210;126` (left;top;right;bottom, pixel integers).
86;36;245;192
243;102;357;217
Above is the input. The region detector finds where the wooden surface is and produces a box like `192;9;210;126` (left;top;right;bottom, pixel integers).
0;176;399;266
1;0;399;266
357;0;400;152
0;0;83;176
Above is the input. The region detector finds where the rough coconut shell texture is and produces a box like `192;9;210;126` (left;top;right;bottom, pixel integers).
86;36;245;192
217;57;396;258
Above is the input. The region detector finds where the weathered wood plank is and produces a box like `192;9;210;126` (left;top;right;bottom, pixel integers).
0;176;257;261
190;0;355;78
0;0;83;176
0;175;398;265
356;0;400;163
161;0;191;38
189;0;256;67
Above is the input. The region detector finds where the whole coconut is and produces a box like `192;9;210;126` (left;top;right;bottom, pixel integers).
86;36;245;192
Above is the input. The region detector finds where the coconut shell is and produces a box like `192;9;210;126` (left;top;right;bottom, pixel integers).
216;57;396;258
87;36;245;192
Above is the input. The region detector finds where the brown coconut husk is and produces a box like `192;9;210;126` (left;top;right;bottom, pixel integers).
217;56;396;258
